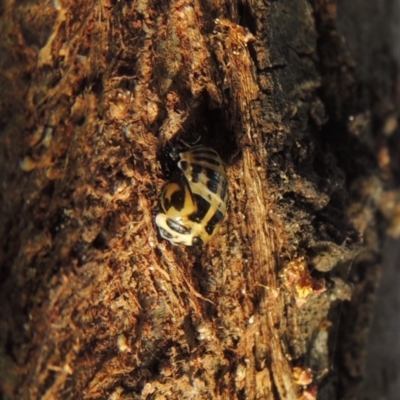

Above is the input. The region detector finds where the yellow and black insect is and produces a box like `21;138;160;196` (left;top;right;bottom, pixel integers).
155;146;228;246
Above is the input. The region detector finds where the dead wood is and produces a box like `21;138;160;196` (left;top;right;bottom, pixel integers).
1;0;399;399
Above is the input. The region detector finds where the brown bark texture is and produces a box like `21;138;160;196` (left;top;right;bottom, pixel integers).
1;0;399;399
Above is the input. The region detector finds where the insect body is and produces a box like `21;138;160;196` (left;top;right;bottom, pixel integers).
155;146;228;246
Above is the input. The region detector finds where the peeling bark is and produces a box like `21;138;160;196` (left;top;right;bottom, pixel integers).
1;0;399;399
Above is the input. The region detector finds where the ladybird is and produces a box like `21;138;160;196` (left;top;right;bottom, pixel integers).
155;146;228;246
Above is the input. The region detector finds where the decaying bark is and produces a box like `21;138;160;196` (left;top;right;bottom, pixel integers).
1;0;399;399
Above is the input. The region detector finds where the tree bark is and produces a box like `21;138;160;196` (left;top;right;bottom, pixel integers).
1;0;399;399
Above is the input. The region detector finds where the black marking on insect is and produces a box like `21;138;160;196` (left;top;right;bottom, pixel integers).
188;194;211;223
155;146;228;246
206;179;219;194
205;209;224;235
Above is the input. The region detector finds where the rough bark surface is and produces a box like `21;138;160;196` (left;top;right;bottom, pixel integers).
0;0;399;399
